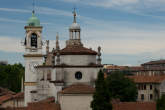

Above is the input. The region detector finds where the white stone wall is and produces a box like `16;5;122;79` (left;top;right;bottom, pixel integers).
58;94;93;110
24;57;43;82
24;57;43;106
58;67;101;86
60;55;96;66
24;86;37;106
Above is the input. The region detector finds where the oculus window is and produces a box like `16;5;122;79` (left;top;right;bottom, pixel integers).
75;71;82;80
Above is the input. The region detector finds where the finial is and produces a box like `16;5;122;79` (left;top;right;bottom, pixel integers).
56;33;60;51
56;32;59;41
97;46;102;65
46;40;49;54
73;8;77;23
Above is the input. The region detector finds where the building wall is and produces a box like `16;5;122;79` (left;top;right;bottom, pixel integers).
137;83;159;102
24;56;43;106
59;94;93;110
59;67;101;86
60;55;96;66
24;85;37;106
24;57;43;82
160;80;165;96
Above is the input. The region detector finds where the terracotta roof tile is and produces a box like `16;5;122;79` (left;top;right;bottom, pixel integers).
5;107;27;110
0;94;13;104
56;45;97;55
128;75;165;83
112;102;156;110
13;92;24;99
60;83;95;94
38;97;55;103
27;103;60;110
105;66;129;70
142;60;165;65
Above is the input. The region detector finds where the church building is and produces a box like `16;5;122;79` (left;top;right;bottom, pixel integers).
23;9;103;110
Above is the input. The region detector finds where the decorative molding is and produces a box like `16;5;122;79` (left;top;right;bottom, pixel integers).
23;54;43;57
36;65;103;68
24;82;37;86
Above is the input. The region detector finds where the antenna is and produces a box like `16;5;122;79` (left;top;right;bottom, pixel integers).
32;0;35;13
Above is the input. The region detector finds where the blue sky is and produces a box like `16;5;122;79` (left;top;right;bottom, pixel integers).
1;0;165;66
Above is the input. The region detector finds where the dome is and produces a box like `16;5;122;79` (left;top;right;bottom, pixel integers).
69;22;80;30
27;12;40;26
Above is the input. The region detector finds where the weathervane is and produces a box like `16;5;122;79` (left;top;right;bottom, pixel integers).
73;7;77;23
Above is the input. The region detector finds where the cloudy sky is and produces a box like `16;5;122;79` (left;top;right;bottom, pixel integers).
0;0;165;65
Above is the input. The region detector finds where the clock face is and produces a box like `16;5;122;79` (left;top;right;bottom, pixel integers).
29;62;39;73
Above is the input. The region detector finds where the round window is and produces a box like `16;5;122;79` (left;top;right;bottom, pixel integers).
75;71;82;80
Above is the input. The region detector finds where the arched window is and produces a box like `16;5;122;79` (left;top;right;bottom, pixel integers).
31;33;37;48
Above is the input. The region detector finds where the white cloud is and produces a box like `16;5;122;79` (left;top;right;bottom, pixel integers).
0;36;24;53
0;7;72;17
0;8;30;13
36;6;72;17
82;28;165;55
60;0;165;18
0;18;26;23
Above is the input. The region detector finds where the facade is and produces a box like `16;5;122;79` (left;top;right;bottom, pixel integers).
104;61;165;102
104;60;165;76
23;9;102;109
128;75;165;102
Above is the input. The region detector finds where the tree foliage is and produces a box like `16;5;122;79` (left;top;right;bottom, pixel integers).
157;94;165;110
91;70;112;110
106;71;137;102
0;63;24;93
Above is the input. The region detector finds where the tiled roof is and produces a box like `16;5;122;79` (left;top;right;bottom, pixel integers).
0;92;24;105
57;45;97;55
60;83;95;94
112;102;156;110
37;97;55;103
0;94;13;104
5;101;60;110
105;66;129;70
27;103;60;110
128;75;165;83
5;107;27;110
142;60;165;65
13;92;24;99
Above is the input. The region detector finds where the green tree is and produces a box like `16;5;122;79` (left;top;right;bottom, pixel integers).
106;71;137;102
0;63;24;92
157;94;165;110
91;70;112;110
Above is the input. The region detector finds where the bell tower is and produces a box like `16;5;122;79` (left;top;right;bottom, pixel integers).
23;10;43;106
24;11;42;54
